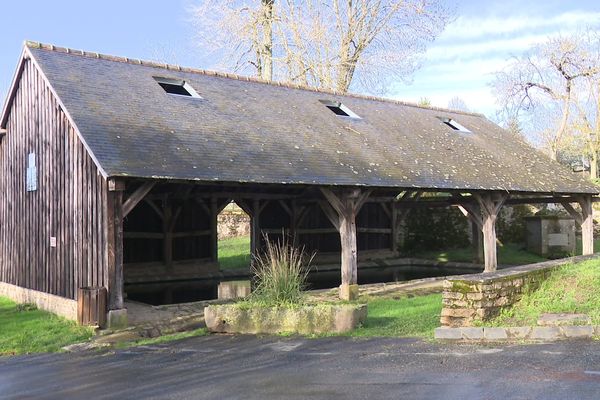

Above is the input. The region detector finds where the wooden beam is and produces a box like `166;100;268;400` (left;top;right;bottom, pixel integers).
563;195;595;256
123;181;156;218
107;189;124;310
250;199;262;259
108;178;126;192
162;197;173;269
144;198;164;220
210;197;218;262
473;193;508;273
560;201;583;225
471;220;484;264
319;188;371;300
579;195;594;256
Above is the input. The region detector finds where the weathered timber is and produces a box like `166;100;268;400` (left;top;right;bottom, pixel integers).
320;188;371;300
106;184;124;310
0;59;109;301
122;181;156;217
473;193;508;273
562;195;595;255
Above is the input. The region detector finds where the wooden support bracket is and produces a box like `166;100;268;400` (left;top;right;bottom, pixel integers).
319;187;372;300
562;195;594;255
123;181;156;218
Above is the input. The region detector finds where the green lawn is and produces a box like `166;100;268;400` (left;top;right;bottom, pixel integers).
413;243;547;265
218;236;251;270
0;297;93;356
485;258;600;327
346;294;442;338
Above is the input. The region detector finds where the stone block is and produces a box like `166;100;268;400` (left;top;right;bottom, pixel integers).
443;292;466;300
506;327;532;339
434;327;462;340
339;284;359;301
483;327;508;340
461;327;484;340
205;303;367;334
441;308;475;318
560;325;593;339
107;308;128;330
530;327;561;341
537;313;591;327
218;280;251;300
466;292;484;301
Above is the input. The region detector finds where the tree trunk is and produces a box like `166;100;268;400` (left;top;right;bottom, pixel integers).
591;151;598;180
260;0;274;81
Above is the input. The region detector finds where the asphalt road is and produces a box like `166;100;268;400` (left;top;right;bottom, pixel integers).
2;335;600;399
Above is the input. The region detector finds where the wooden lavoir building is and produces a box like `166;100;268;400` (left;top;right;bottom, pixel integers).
0;41;597;326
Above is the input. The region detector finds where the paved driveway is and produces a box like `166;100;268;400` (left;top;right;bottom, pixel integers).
1;335;600;399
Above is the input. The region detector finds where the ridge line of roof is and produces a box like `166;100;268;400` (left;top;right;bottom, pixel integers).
24;40;484;118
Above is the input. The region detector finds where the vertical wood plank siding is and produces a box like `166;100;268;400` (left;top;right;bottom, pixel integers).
0;59;108;300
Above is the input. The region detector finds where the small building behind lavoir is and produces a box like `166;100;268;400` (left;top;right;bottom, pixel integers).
0;41;597;327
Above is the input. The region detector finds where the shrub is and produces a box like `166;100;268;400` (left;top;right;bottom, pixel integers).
403;207;469;252
496;204;534;244
249;236;313;306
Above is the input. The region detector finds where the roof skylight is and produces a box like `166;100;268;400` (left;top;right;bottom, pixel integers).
153;77;201;98
440;117;470;133
319;100;361;119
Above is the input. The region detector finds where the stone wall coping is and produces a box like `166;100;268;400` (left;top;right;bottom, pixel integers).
446;254;600;284
435;325;599;342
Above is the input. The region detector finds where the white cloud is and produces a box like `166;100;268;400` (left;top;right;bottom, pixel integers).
392;9;600;117
426;33;553;62
441;11;600;41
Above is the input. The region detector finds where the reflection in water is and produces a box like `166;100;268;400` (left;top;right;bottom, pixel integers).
125;264;478;306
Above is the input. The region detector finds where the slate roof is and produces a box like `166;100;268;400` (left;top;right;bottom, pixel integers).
2;42;598;194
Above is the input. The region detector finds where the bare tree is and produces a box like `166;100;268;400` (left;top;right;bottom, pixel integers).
573;79;600;179
190;0;452;93
493;34;600;160
190;0;275;80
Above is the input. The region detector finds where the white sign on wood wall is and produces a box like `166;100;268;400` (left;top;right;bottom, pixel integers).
26;153;37;192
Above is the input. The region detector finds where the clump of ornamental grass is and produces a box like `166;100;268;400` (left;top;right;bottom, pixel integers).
249;236;314;307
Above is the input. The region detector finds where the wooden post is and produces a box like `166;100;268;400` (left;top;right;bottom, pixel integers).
473;193;507;273
251;199;261;259
107;180;125;311
471;220;483;264
562;195;595;256
579;195;594;255
162;196;173;269
210;197;218;262
320;188;371;300
390;201;398;254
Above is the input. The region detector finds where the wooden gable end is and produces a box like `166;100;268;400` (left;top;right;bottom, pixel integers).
0;56;110;300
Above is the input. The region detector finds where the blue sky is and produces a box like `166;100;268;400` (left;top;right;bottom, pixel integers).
1;0;599;118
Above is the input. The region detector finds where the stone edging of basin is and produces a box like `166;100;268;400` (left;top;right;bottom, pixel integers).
205;303;368;335
434;325;599;342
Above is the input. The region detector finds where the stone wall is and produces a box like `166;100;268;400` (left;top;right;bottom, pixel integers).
217;210;250;240
440;255;600;327
0;281;78;321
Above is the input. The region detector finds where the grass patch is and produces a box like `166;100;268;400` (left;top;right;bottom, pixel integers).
346;294;442;338
218;236;251;270
0;297;93;356
413;243;547;265
486;258;600;327
116;328;208;349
